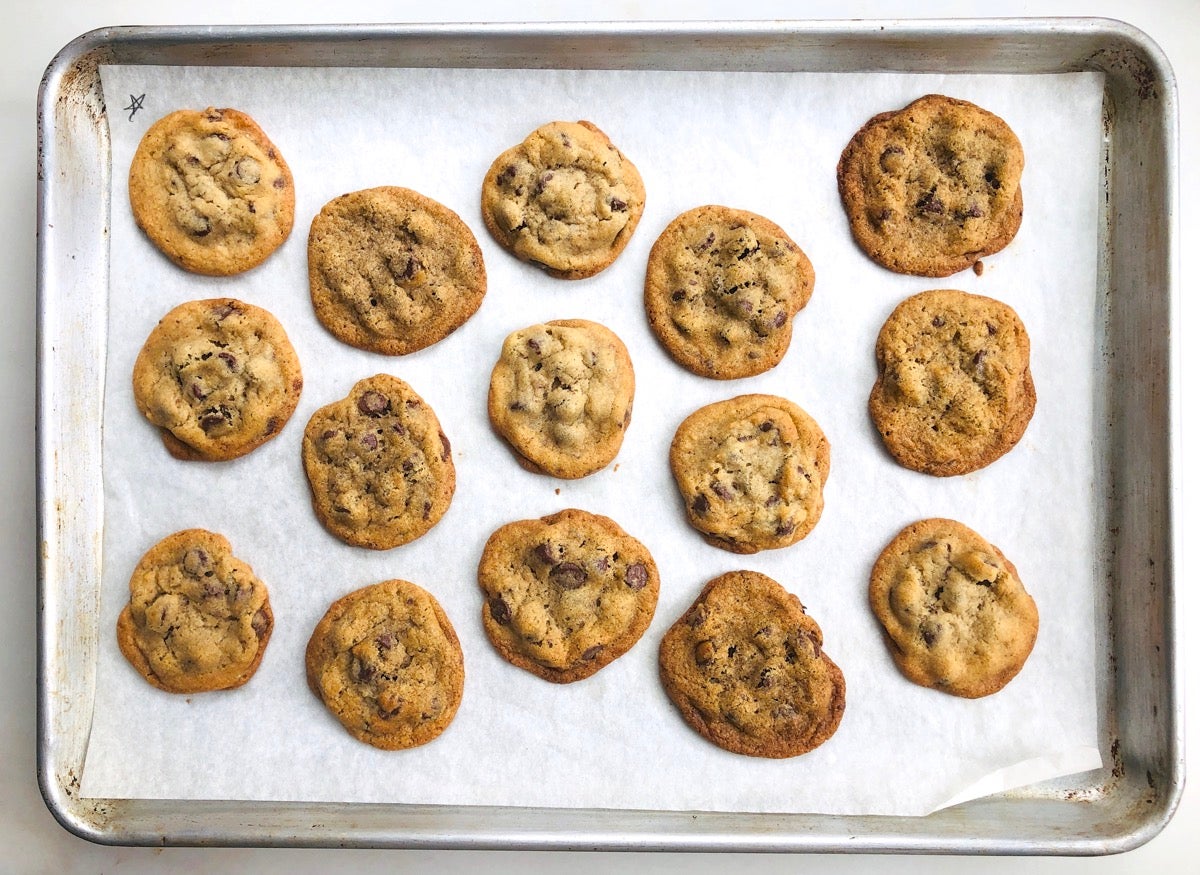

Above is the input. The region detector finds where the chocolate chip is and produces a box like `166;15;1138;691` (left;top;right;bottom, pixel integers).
251;608;270;636
376;632;396;650
217;351;239;371
357;391;391;417
361;433;378;450
711;482;733;501
765;495;781;507
272;177;286;189
489;597;511;624
190;382;207;400
691;494;710;515
593;556;610;574
932;315;945;328
526;337;542;354
984;169;1001;189
550;562;587;589
986;322;997;335
203;581;224;598
921;627;939;646
775;521;796;537
439;432;451;461
193;218;212;237
508;401;526;411
624;563;648;590
182;548;209;577
422;500;431;520
610;197;627;212
671;289;686;302
355;661;375;683
211;302;238;321
499;164;517;182
199;411;227;432
392;423;407;436
759;420;774;432
772;311;787;328
581;644;604;661
916;191;945;215
533;542;555;564
965;203;984;218
322;429;337;440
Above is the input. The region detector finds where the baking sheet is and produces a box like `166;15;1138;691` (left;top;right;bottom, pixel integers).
79;63;1104;816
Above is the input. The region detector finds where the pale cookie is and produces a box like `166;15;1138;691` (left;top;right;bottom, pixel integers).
869;288;1035;476
117;529;273;694
644;205;815;379
308;186;487;355
481;120;645;279
478;508;659;683
669;394;830;554
659;570;846;758
488;319;635;479
306;579;464;750
129;106;294;275
869;518;1039;698
302;374;455;550
837;94;1024;277
132;298;303;462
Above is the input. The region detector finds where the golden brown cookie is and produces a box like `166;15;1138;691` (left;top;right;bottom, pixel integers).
869;518;1039;698
305;578;465;750
480;120;645;279
117;529;273;693
477;509;659;683
669;394;830;554
301;375;455;550
869;289;1036;476
307;186;487;355
128;106;294;275
644;205;814;379
659;570;846;758
131;298;304;462
837;94;1024;277
487;319;635;479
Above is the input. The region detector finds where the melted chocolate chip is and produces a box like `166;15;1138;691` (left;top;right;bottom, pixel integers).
357;391;391;417
550;562;587;589
251;608;270;636
581;644;604;661
624;563;648;590
217;351;239;371
691;494;710;515
533;542;555;564
489;597;511;624
182;548;210;577
439;432;451;461
916;191;945;215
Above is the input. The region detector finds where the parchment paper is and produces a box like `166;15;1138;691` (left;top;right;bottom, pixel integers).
80;63;1104;816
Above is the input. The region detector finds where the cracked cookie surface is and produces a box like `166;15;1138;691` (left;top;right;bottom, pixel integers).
488;319;635;479
308;186;487;355
669;394;830;554
869;518;1038;698
132;298;303;462
477;508;659;683
644;205;814;379
302;374;455;550
658;570;845;758
481;120;645;279
869;288;1035;476
837;94;1023;277
129;106;294;275
117;529;273;693
306;578;464;749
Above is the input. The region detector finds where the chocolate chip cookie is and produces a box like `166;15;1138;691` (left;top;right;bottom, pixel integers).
837;94;1024;277
117;529;273;693
128;106;294;275
308;186;487;355
488;319;635;479
477;508;659;683
302;374;455;549
669;394;830;554
306;578;465;749
659;570;845;758
869;518;1039;698
644;205;815;379
132;298;304;462
480;120;645;279
869;288;1036;476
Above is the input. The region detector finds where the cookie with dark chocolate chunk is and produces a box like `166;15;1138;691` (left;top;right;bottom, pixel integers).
477;508;659;683
488;319;635;479
658;570;845;758
869;288;1035;476
306;578;464;749
644;205;814;379
837;94;1023;277
481;120;645;279
308;186;487;355
869;518;1038;698
129;106;294;275
132;298;303;461
669;394;830;554
117;529;273;693
302;374;455;549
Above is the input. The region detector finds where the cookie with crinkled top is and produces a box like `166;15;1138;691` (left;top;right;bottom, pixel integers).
132;298;303;462
306;578;464;749
308;186;487;355
837;94;1023;277
488;319;635;479
481;120;645;279
478;508;659;683
669;394;830;554
659;570;846;758
869;518;1038;698
117;529;273;693
869;288;1035;476
302;374;455;550
644;205;814;379
129;106;294;275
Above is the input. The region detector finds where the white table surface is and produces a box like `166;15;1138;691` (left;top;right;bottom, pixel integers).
4;1;1193;872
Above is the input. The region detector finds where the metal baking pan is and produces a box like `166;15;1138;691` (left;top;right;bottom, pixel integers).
36;19;1180;853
